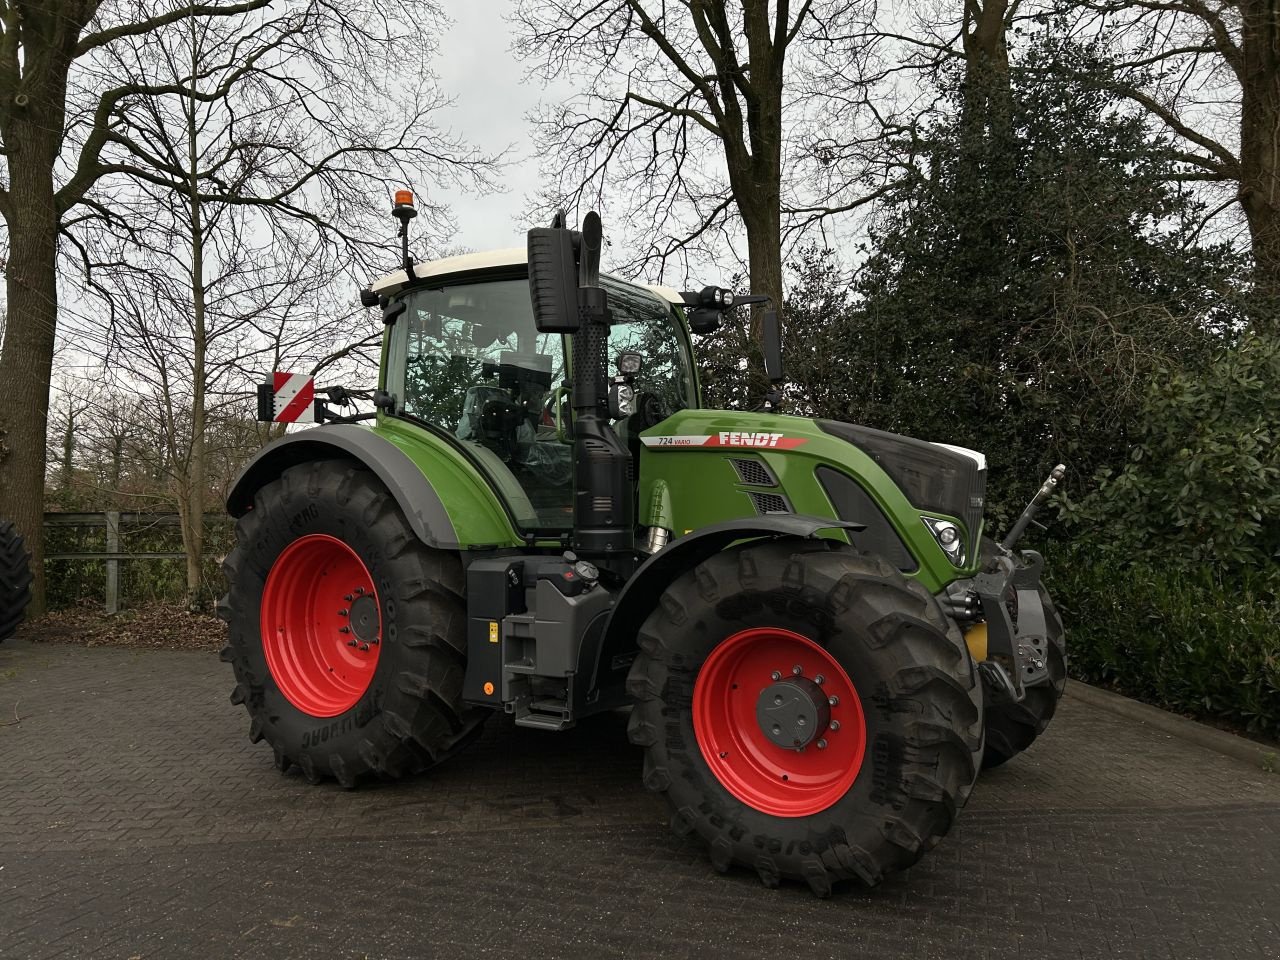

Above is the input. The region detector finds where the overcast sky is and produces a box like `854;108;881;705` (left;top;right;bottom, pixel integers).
432;2;545;254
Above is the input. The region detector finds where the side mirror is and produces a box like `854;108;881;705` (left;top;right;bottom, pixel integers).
527;216;580;333
762;308;784;383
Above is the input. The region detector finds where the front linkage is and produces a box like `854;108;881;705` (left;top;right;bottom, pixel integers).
938;465;1069;766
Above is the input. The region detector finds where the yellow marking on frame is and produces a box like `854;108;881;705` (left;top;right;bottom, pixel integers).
964;622;988;662
488;621;499;643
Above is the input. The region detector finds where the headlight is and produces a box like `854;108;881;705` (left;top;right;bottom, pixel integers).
922;517;966;567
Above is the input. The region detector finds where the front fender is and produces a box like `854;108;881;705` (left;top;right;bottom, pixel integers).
590;515;863;700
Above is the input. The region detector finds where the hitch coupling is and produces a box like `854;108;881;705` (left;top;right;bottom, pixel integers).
1001;463;1066;552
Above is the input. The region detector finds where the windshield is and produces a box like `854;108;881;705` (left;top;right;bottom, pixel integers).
388;273;695;532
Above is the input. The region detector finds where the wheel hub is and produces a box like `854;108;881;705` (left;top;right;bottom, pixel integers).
348;593;379;644
756;677;831;750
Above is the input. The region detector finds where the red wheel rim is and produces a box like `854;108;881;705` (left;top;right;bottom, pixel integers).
260;534;382;718
692;628;867;817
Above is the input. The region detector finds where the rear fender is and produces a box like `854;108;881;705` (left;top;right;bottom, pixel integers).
227;424;462;549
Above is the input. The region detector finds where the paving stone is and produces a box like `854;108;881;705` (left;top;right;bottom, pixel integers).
0;639;1277;959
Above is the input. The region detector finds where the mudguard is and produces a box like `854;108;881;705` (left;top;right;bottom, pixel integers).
590;515;864;700
226;424;459;549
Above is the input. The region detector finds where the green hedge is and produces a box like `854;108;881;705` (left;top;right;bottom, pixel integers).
1047;550;1280;740
44;517;234;612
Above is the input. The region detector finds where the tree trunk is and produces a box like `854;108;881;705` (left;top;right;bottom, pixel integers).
743;199;784;321
960;0;1012;142
182;18;208;613
0;126;63;616
1238;1;1280;320
60;406;76;493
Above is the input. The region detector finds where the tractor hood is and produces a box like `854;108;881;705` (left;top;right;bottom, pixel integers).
815;420;987;563
636;409;987;592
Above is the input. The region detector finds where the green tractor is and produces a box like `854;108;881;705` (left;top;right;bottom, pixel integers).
220;197;1066;895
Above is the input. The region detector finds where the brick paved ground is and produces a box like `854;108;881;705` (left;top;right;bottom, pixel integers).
1;638;1277;960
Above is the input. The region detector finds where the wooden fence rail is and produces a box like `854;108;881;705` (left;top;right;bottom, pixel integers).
43;511;233;614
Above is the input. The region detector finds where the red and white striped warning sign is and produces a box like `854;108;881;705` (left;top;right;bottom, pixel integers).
272;372;316;423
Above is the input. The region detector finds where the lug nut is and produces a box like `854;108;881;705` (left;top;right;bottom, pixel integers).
792;665;803;676
338;608;349;617
770;671;782;681
830;720;841;731
344;594;354;602
814;674;825;685
828;695;839;706
816;739;828;750
359;643;370;651
339;626;350;634
346;640;358;648
355;587;365;595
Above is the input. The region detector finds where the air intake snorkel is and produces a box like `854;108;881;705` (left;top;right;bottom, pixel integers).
527;212;634;559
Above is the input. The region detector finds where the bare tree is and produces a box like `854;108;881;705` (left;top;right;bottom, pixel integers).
512;0;897;320
0;0;496;613
1069;1;1280;312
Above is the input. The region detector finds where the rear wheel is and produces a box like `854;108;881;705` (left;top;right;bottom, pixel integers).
218;459;485;786
0;520;32;642
626;540;983;896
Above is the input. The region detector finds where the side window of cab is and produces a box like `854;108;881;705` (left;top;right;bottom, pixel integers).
396;279;573;530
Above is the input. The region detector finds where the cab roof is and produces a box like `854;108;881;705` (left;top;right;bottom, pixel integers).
369;246;685;306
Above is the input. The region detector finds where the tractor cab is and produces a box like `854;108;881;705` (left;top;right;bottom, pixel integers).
370;250;698;534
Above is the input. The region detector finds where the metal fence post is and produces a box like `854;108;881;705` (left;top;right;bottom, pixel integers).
105;510;120;615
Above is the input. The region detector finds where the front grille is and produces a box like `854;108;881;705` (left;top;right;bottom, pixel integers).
817;420;985;557
749;492;790;514
731;458;776;486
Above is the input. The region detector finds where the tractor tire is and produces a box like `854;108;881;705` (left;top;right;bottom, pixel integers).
218;459;486;787
0;520;33;642
980;585;1066;769
626;539;984;896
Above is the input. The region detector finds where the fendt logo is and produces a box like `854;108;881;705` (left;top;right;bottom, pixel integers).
718;431;784;447
639;433;809;450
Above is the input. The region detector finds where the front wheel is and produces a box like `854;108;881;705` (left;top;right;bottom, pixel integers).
626;540;984;896
218;459;485;786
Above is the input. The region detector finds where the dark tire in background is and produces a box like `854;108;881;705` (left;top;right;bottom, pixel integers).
980;585;1067;769
626;539;984;896
0;520;33;642
218;459;485;786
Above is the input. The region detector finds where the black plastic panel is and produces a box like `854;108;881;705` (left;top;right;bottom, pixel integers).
816;467;918;571
731;458;777;486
